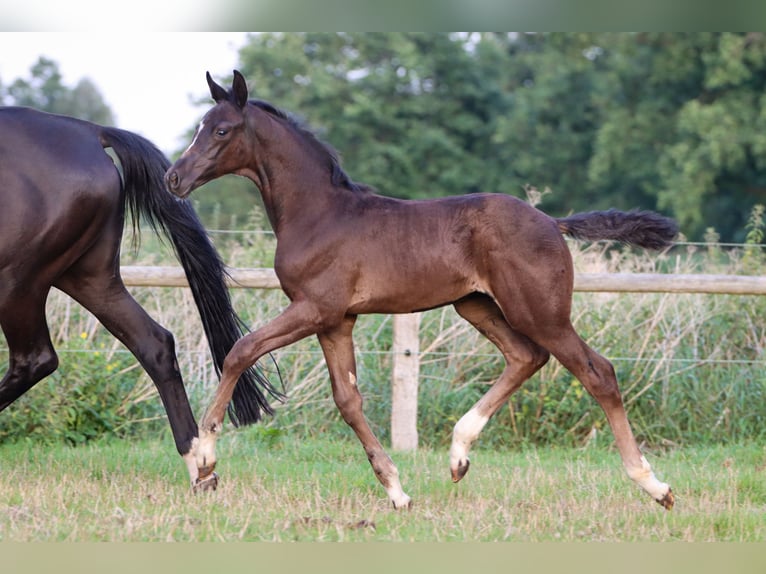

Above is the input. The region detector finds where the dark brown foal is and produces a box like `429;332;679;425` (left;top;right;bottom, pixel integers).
166;71;677;510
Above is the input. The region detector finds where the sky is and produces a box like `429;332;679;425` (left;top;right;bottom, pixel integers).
0;32;250;153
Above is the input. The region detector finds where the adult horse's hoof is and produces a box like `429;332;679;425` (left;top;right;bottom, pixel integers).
451;458;470;483
193;472;219;493
656;488;674;510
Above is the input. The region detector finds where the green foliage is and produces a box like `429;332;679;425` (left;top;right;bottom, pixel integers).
0;331;165;446
741;203;766;273
220;32;766;241
6;35;766;240
236;33;514;200
4;214;766;450
4;42;766;446
0;56;114;124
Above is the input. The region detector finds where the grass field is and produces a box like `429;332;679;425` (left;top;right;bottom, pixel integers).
1;429;764;542
2;210;766;549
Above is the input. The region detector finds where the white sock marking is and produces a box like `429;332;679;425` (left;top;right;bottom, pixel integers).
450;408;489;470
626;455;670;500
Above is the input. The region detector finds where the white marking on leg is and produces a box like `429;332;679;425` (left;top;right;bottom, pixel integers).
626;455;670;501
450;408;489;472
382;467;411;509
196;427;219;475
388;489;411;509
349;372;357;386
182;437;200;484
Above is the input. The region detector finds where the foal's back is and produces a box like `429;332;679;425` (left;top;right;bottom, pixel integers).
292;189;569;316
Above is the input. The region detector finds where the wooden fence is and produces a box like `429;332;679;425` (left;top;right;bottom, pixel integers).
122;266;766;451
121;266;766;295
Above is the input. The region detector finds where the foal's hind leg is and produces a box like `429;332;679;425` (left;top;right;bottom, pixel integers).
535;325;673;509
317;315;411;509
0;292;59;411
450;294;550;482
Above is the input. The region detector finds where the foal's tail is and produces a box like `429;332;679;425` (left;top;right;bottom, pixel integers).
556;209;679;250
99;126;283;426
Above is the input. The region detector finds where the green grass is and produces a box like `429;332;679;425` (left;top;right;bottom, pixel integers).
1;432;764;542
3;212;766;545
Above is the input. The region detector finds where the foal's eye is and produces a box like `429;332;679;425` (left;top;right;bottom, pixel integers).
215;128;229;137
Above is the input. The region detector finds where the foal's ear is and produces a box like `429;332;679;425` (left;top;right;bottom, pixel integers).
232;70;249;109
207;71;229;103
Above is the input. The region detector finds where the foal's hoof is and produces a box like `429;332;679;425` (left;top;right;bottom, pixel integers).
451;458;470;483
656;488;674;510
193;472;219;493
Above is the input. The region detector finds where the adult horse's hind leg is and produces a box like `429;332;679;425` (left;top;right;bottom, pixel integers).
449;294;550;482
55;272;200;484
317;315;412;509
0;292;59;411
535;324;674;509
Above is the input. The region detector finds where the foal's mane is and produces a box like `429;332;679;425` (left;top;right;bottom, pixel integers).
249;99;371;192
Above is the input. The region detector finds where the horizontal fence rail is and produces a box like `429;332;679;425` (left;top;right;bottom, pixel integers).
121;266;281;289
573;272;766;295
119;266;766;451
121;266;766;295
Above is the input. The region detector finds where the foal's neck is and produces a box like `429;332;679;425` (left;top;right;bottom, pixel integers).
251;116;353;238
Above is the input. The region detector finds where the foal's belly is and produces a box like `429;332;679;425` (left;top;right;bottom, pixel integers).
346;265;486;315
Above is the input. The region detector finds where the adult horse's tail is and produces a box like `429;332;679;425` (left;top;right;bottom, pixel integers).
557;209;678;250
99;126;282;426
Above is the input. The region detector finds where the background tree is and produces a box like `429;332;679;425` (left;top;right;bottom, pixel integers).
237;32;513;199
187;32;518;227
4;37;765;240
1;56;114;125
210;33;765;240
585;33;766;240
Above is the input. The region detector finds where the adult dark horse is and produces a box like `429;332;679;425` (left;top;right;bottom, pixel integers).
0;106;280;487
166;71;678;510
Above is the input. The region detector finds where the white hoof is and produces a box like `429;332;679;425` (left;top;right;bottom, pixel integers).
391;493;412;510
196;427;218;477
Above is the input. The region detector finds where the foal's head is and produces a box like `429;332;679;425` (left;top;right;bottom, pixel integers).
167;70;371;199
166;70;260;198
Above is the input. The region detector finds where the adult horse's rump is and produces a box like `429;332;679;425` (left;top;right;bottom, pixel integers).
0;107;280;486
167;71;678;509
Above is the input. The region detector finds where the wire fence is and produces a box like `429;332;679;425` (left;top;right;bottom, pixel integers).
49;347;766;367
200;227;764;248
7;231;766;371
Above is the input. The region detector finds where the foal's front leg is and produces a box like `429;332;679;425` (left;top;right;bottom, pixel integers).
317;316;412;510
194;301;322;490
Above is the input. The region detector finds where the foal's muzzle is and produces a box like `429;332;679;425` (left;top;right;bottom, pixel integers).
164;168;190;198
165;170;179;190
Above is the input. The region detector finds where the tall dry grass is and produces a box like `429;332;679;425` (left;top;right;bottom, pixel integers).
2;206;765;450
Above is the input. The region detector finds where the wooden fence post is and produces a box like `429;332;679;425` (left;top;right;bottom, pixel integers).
391;313;421;451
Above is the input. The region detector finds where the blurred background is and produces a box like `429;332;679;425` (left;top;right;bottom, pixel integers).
2;32;766;450
3;32;765;241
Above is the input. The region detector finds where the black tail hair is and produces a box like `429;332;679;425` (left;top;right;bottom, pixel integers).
557;209;679;250
100;126;283;426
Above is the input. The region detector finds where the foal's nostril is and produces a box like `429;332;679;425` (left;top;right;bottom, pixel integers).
166;170;179;190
